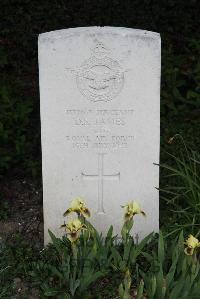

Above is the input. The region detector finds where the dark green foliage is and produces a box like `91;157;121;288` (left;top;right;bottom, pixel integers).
0;201;10;220
0;235;41;298
160;136;200;235
161;40;200;117
29;226;151;298
29;230;110;298
0;81;40;177
140;232;200;298
1;220;200;298
2;229;198;299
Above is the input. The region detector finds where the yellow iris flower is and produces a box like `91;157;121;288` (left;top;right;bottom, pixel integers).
122;201;146;221
63;197;90;218
184;234;200;256
61;218;87;242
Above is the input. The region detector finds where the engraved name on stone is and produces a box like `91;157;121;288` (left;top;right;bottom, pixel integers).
65;108;135;150
65;109;134;126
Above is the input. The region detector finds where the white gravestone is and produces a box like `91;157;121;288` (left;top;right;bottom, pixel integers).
38;27;161;244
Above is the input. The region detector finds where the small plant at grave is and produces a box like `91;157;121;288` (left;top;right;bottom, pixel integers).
111;201;151;277
118;269;132;299
29;196;200;299
138;231;200;299
30;197;149;298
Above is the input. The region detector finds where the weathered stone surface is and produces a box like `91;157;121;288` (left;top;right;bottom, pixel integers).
38;27;161;243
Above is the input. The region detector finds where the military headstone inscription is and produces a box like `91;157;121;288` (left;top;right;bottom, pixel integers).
38;27;161;244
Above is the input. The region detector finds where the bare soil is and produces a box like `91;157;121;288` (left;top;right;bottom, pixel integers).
0;178;43;246
0;178;43;298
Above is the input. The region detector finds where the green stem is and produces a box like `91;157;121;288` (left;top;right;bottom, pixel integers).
71;242;77;265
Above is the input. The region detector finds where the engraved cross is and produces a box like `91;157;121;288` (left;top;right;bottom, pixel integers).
81;153;120;214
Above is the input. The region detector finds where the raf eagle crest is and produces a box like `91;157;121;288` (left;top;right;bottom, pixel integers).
75;42;124;102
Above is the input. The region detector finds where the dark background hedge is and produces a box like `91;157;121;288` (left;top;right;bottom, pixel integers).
0;0;200;178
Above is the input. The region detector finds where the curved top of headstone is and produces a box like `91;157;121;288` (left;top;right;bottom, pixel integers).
38;26;160;43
